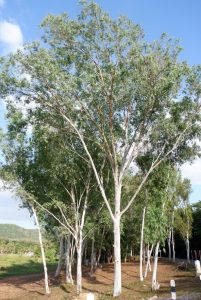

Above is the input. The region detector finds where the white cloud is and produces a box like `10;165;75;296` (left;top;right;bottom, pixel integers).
0;0;5;8
0;21;23;53
181;158;201;185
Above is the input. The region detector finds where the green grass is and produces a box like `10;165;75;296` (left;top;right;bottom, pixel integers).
0;254;57;278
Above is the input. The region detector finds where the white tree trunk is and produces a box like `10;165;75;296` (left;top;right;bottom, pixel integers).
186;235;190;263
32;206;50;294
171;227;176;263
152;242;160;291
140;206;146;281
168;230;171;260
66;235;74;284
186;217;190;264
76;231;83;294
144;244;153;278
113;182;122;298
55;236;64;277
113;216;121;297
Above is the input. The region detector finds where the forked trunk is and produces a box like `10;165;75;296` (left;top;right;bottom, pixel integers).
32;206;50;294
152;242;160;291
66;235;74;284
144;244;153;278
140;206;146;281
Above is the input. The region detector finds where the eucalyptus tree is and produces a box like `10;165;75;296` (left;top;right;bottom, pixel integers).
142;163;176;290
166;170;183;262
1;2;201;296
0;107;107;294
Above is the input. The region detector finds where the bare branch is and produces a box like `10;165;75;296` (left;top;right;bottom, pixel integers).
57;205;75;237
58;110;115;222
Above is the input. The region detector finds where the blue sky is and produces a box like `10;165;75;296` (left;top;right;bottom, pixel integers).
0;0;201;228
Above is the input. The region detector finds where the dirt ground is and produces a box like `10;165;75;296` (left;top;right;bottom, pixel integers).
0;259;201;300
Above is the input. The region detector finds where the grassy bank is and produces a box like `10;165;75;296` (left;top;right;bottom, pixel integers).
0;254;57;278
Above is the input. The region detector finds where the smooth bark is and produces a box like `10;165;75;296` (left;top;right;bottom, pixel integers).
186;217;190;263
168;230;172;260
186;235;190;263
144;244;153;278
171;226;176;263
76;233;83;294
32;206;50;294
171;211;176;263
55;236;64;277
113;216;121;297
66;235;74;284
151;242;160;291
140;206;146;281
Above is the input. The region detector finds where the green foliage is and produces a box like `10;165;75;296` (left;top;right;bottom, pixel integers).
143;163;177;246
144;205;168;246
0;236;57;259
174;177;192;241
1;1;200;175
0;239;39;255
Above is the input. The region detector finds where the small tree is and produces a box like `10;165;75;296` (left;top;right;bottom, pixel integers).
0;108;107;294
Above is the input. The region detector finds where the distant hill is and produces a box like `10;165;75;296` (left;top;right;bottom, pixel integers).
0;224;38;243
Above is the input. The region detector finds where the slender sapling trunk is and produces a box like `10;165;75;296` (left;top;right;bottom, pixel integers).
32;206;50;294
90;236;96;276
55;236;64;277
168;230;172;260
97;227;105;266
171;226;176;263
140;206;146;281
